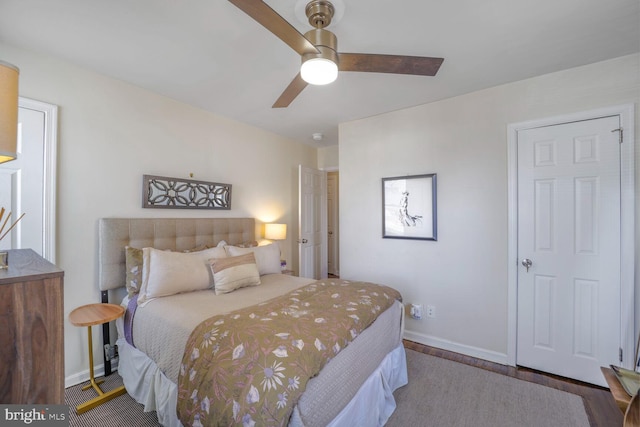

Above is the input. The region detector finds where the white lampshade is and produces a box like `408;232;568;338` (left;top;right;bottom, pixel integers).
0;60;19;164
265;223;287;240
300;58;338;85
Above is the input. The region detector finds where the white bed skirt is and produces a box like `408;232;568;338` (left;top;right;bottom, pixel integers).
116;337;408;427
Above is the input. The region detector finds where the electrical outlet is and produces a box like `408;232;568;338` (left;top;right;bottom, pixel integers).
426;305;436;318
410;304;423;320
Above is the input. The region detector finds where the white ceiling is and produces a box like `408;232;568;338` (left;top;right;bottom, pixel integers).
1;0;638;147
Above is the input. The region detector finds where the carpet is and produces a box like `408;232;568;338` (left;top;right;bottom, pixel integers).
65;374;160;427
386;349;590;427
65;349;590;426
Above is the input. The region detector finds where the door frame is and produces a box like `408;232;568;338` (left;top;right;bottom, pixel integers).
324;166;339;276
506;104;635;369
298;165;328;279
19;97;58;262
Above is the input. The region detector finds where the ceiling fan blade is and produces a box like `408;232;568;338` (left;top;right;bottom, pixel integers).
272;73;309;108
228;0;319;56
339;53;444;76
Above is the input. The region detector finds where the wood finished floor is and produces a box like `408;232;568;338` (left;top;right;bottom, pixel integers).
403;340;623;427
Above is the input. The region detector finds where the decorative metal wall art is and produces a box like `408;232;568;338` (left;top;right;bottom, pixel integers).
142;175;231;210
382;173;437;241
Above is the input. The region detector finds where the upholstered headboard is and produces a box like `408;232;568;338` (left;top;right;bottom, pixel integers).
98;217;255;291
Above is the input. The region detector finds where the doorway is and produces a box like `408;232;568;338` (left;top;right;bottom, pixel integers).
507;105;635;386
298;165;327;279
0;97;57;261
327;171;339;277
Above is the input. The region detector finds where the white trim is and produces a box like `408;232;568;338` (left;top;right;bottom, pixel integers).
404;330;508;366
18;97;58;263
506;104;635;369
65;360;120;388
506;123;519;366
619;105;636;370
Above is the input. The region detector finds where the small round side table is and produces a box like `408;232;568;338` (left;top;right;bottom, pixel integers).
69;303;127;414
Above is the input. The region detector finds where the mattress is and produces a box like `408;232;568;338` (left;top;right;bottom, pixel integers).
118;273;407;426
131;274;317;383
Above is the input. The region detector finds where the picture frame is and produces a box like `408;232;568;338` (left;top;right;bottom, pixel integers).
382;173;437;241
142;174;232;210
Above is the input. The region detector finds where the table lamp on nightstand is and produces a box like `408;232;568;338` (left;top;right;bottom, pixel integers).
265;223;287;271
265;223;287;241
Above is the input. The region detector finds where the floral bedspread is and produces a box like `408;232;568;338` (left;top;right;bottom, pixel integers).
176;279;402;427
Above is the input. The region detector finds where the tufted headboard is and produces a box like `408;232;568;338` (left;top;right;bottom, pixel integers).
98;217;255;291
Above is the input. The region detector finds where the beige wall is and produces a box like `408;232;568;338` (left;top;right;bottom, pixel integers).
4;39;638;384
1;43;317;385
318;145;339;170
339;54;640;362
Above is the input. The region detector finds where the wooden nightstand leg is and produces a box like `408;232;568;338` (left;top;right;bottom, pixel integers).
76;325;126;414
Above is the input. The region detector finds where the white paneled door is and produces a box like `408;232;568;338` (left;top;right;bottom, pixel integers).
327;171;339;276
0;106;44;252
516;116;621;386
298;165;327;279
0;98;57;261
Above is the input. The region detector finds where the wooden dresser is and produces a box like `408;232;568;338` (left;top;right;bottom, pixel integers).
0;249;64;404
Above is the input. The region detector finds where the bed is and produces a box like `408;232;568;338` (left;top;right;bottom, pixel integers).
98;217;407;426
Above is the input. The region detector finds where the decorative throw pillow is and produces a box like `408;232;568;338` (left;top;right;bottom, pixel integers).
137;246;227;306
209;253;261;295
237;241;259;248
225;243;281;275
125;246;143;298
125;245;217;297
217;240;258;248
183;244;208;253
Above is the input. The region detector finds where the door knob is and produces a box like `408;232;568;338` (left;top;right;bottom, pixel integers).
521;258;533;272
298;238;308;244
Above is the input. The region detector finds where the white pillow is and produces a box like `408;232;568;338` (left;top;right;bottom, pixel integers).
209;253;261;295
225;243;281;275
138;246;226;306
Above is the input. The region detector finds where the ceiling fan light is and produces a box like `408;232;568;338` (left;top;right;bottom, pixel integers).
301;57;338;85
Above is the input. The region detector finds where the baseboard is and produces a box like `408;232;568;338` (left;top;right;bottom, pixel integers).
403;329;509;366
65;359;120;388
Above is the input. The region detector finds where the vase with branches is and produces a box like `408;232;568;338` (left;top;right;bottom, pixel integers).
0;207;26;269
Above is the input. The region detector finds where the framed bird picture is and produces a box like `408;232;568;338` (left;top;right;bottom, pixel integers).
382;174;437;241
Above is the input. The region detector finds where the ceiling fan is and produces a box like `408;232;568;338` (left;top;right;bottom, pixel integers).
228;0;445;108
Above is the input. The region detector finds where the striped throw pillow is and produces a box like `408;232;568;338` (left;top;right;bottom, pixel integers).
209;253;261;295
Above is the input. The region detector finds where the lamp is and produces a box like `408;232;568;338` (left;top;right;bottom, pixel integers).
301;57;338;85
265;223;287;271
0;60;19;164
265;223;287;241
300;28;338;85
